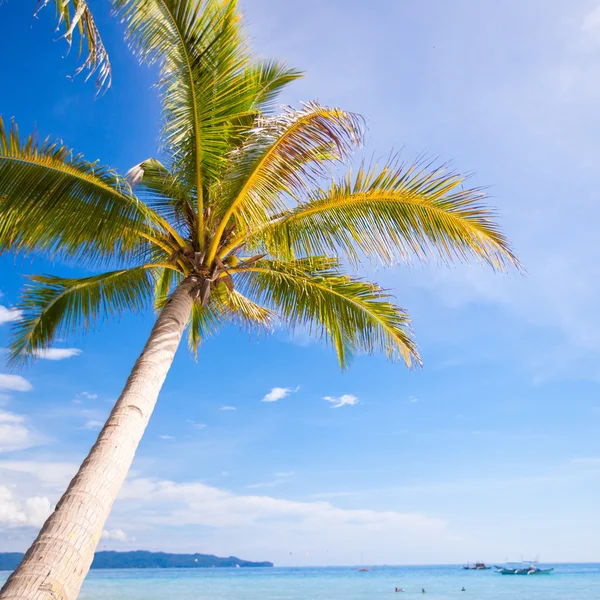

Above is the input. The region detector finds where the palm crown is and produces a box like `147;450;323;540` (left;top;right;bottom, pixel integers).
1;0;517;370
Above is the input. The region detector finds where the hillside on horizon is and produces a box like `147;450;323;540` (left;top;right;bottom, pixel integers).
0;551;273;571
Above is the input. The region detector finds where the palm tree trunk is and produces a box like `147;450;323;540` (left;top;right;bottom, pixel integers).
0;276;198;600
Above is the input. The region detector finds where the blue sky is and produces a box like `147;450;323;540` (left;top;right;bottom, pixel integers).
1;0;600;566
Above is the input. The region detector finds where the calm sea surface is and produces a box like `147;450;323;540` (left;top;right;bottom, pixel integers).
2;564;599;599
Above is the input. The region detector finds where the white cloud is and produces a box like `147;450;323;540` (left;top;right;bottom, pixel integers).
73;391;99;404
262;386;299;402
219;406;237;411
0;486;52;528
101;528;129;542
0;411;41;452
0;374;32;392
159;435;175;441
112;476;450;565
187;420;207;430
407;396;419;403
274;471;295;478
33;348;82;361
0;306;22;325
83;420;104;431
0;461;76;488
246;480;285;490
323;394;359;409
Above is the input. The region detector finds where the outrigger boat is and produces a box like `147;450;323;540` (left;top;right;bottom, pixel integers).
463;562;490;570
496;558;553;575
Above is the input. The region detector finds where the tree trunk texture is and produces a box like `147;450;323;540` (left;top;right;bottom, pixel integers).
0;277;197;600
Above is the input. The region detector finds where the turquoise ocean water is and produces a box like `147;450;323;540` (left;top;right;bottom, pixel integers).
2;564;599;599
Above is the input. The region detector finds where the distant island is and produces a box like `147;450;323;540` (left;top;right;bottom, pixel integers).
0;551;273;570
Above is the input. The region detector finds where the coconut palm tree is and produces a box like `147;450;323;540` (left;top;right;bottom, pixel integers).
0;1;518;598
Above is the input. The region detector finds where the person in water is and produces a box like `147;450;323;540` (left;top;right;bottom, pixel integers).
462;587;466;592
421;589;426;594
394;588;404;593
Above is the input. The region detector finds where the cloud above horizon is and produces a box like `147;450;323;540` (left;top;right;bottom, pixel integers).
0;411;43;453
33;348;82;361
101;528;130;542
262;387;300;403
0;374;32;392
0;306;22;325
323;394;358;409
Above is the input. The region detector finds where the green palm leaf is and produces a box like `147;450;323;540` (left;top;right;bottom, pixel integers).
242;161;521;270
0;118;180;266
233;257;419;368
114;0;257;245
9;266;158;365
37;0;111;91
187;285;273;357
206;103;364;263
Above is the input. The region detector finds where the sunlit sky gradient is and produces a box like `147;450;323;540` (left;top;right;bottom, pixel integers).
1;0;600;565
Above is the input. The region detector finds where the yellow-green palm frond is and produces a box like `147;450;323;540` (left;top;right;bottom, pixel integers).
0;117;186;267
245;60;303;114
222;60;303;150
207;103;364;264
114;0;255;215
128;158;196;238
154;267;185;310
187;285;273;357
187;297;223;357
0;117;178;266
232;257;419;369
214;285;274;329
248;160;521;271
36;0;111;91
9;266;158;366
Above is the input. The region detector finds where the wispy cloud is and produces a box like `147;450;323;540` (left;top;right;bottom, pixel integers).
323;394;358;409
82;420;104;431
274;471;295;478
0;306;22;325
0;374;32;393
0;410;43;452
0;486;52;528
101;528;130;542
245;480;285;489
159;435;175;441
33;348;82;361
407;396;419;403
262;386;300;403
219;406;236;411
187;420;207;430
73;391;99;404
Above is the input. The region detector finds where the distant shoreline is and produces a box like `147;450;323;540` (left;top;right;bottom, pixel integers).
0;551;273;571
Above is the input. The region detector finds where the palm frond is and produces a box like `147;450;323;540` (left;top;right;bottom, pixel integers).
128;158;196;237
9;267;158;365
154;266;184;310
187;285;273;357
36;0;111;91
246;160;521;270
207;103;364;264
114;0;259;248
246;60;303;114
187;297;223;358
233;257;419;368
214;284;274;328
0;117;181;266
